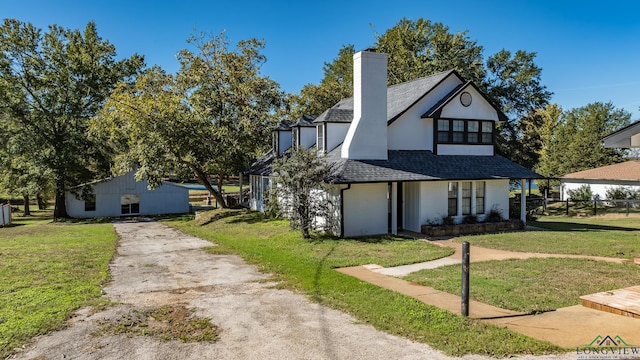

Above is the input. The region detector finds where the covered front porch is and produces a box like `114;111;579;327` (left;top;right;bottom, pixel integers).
338;178;533;238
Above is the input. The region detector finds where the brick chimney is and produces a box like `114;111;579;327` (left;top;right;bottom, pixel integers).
341;50;388;160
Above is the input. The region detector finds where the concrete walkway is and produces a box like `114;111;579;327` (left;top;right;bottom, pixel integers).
337;239;640;349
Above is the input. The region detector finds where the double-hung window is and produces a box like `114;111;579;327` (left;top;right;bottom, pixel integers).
447;182;458;216
476;181;486;214
462;182;472;215
317;124;325;153
437;120;450;142
452;120;465;143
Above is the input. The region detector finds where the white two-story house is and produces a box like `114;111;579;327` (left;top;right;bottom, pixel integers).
248;50;541;237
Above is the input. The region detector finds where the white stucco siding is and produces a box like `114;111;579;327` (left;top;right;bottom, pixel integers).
484;179;509;220
440;86;500;121
326;123;350;153
403;182;421;232
66;172;189;218
278;131;292;155
414;179;508;225
388;76;462;151
300;127;316;150
436;144;494;156
561;179;640;200
342;183;388;237
418;181;449;225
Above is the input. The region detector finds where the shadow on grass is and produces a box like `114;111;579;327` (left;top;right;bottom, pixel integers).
313;244;335;302
531;220;639;232
307;234;418;244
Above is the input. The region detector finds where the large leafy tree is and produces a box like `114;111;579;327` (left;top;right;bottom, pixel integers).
94;32;282;208
485;50;552;161
377;18;485;86
290;44;355;118
537;102;631;178
512;103;563;170
0;19;144;218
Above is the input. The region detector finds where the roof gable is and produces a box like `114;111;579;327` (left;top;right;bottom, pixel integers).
422;81;508;121
313;70;462;124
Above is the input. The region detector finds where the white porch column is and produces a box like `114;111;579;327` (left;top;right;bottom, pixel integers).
391;182;398;235
520;179;527;225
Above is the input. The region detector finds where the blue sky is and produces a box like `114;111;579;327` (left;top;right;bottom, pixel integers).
4;0;640;119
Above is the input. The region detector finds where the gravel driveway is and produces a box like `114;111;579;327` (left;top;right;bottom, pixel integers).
10;219;571;360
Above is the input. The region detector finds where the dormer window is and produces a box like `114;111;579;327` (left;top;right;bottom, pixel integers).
317;124;325;153
292;127;299;150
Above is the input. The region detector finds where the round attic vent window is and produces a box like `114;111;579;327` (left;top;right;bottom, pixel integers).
460;92;472;107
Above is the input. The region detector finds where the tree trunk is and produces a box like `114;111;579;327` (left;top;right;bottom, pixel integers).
188;164;227;208
217;174;225;208
54;190;69;220
23;194;31;216
37;193;46;210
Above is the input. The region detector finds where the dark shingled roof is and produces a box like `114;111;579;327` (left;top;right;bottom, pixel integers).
323;145;542;184
245;150;276;176
292;114;317;127
274;120;294;131
313;107;353;123
313;70;457;124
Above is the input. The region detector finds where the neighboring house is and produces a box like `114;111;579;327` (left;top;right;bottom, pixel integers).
66;170;190;218
248;50;541;237
603;120;640;148
561;161;640;200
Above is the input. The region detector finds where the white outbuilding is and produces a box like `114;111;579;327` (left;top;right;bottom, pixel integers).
66;170;190;218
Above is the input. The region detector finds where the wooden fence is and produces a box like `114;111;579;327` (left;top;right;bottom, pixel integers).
1;204;11;226
515;197;640;217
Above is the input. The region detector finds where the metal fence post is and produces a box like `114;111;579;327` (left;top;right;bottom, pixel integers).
566;199;569;216
461;241;470;317
627;200;630;216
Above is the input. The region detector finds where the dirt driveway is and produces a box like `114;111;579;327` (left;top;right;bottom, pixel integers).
11;219;570;360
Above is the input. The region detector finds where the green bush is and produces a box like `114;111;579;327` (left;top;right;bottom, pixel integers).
567;184;593;201
605;186;629;200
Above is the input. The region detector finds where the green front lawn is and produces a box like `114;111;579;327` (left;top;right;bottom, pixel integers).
165;209;562;356
454;215;640;259
0;216;117;358
405;258;640;314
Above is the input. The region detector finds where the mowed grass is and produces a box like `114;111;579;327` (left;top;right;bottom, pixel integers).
164;209;562;356
0;215;117;358
405;258;640;314
454;215;640;259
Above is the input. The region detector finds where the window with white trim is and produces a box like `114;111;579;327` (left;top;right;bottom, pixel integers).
476;181;485;214
462;182;472;215
316;124;325;153
447;182;457;216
